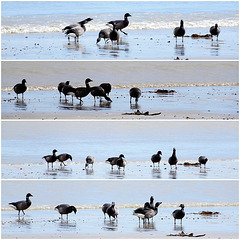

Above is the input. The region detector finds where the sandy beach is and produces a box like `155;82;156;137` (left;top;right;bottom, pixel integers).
1;28;239;60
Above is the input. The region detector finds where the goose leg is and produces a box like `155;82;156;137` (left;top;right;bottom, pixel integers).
120;29;127;35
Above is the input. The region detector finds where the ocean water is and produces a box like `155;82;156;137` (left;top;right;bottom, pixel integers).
1;61;238;91
2;121;238;165
1;1;239;34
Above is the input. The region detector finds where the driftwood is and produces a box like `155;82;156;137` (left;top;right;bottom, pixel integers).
195;211;220;215
183;162;200;167
122;110;161;116
191;33;212;39
149;89;176;94
167;231;206;237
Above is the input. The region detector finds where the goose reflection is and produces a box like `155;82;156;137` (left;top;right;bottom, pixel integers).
152;168;161;179
174;43;185;56
58;220;77;230
93;101;112;108
15;216;31;226
14;99;27;110
174;224;184;231
86;168;94;175
136;221;156;231
130;102;140;110
169;170;177;179
103;220;118;231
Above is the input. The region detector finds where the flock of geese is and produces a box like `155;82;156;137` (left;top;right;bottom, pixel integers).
61;13;221;44
13;78;142;104
41;147;208;170
9;194;185;226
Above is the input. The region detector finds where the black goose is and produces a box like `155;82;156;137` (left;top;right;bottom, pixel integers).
151;151;162;167
106;202;119;221
100;83;112;96
130;87;141;103
57;153;72;166
106;154;125;170
116;155;126;171
172;204;185;225
13;79;27;99
9;193;33;216
90;86;112;103
96;28;111;44
85;156;95;168
133;202;151;223
102;203;111;219
174;20;185;42
198;156;208;168
210;24;220;41
42;149;58;168
63;18;93;42
108;21;120;45
168;148;178;169
55;204;77;220
75;78;93;103
108;13;131;35
62;84;76;102
58;81;70;99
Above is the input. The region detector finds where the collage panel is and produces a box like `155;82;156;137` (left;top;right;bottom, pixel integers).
1;61;238;120
2;180;239;239
2;120;238;180
1;1;239;60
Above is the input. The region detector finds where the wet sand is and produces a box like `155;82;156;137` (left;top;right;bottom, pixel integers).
1;28;239;60
2;206;238;239
2;160;238;180
1;86;238;120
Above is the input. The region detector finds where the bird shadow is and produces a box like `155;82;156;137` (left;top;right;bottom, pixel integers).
14;99;27;110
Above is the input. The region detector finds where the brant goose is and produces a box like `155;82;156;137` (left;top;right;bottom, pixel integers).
168;148;178;169
62;84;76;102
108;21;120;45
109;13;131;35
9;193;33;216
57;153;72;166
172;204;185;225
198;156;208;168
96;28;111;43
42;149;58;168
100;83;112;96
174;20;185;42
102;203;111;219
13;79;27;99
151;151;162;167
106;202;119;221
55;204;77;220
130;87;141;103
75;78;93;103
58;81;70;99
85;156;95;168
63;18;93;42
210;24;220;41
106;154;125;170
116;155;126;171
133;202;151;223
90;86;112;103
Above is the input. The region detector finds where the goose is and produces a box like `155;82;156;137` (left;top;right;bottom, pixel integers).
62;84;76;102
9;193;33;216
144;202;162;223
102;203;111;219
198;156;208;168
210;24;220;41
151;151;162;167
13;79;27;99
55;204;77;220
96;28;111;44
172;204;185;225
90;86;112;103
174;20;185;42
168;148;178;169
85;156;95;168
63;18;93;42
116;155;126;171
58;81;70;99
106;202;119;221
130;87;141;103
57;153;72;166
108;13;131;35
75;78;93;103
106;154;125;170
42;149;58;168
100;83;112;96
133;202;151;223
108;21;120;45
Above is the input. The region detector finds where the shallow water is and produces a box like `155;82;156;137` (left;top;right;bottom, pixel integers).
2;180;239;238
